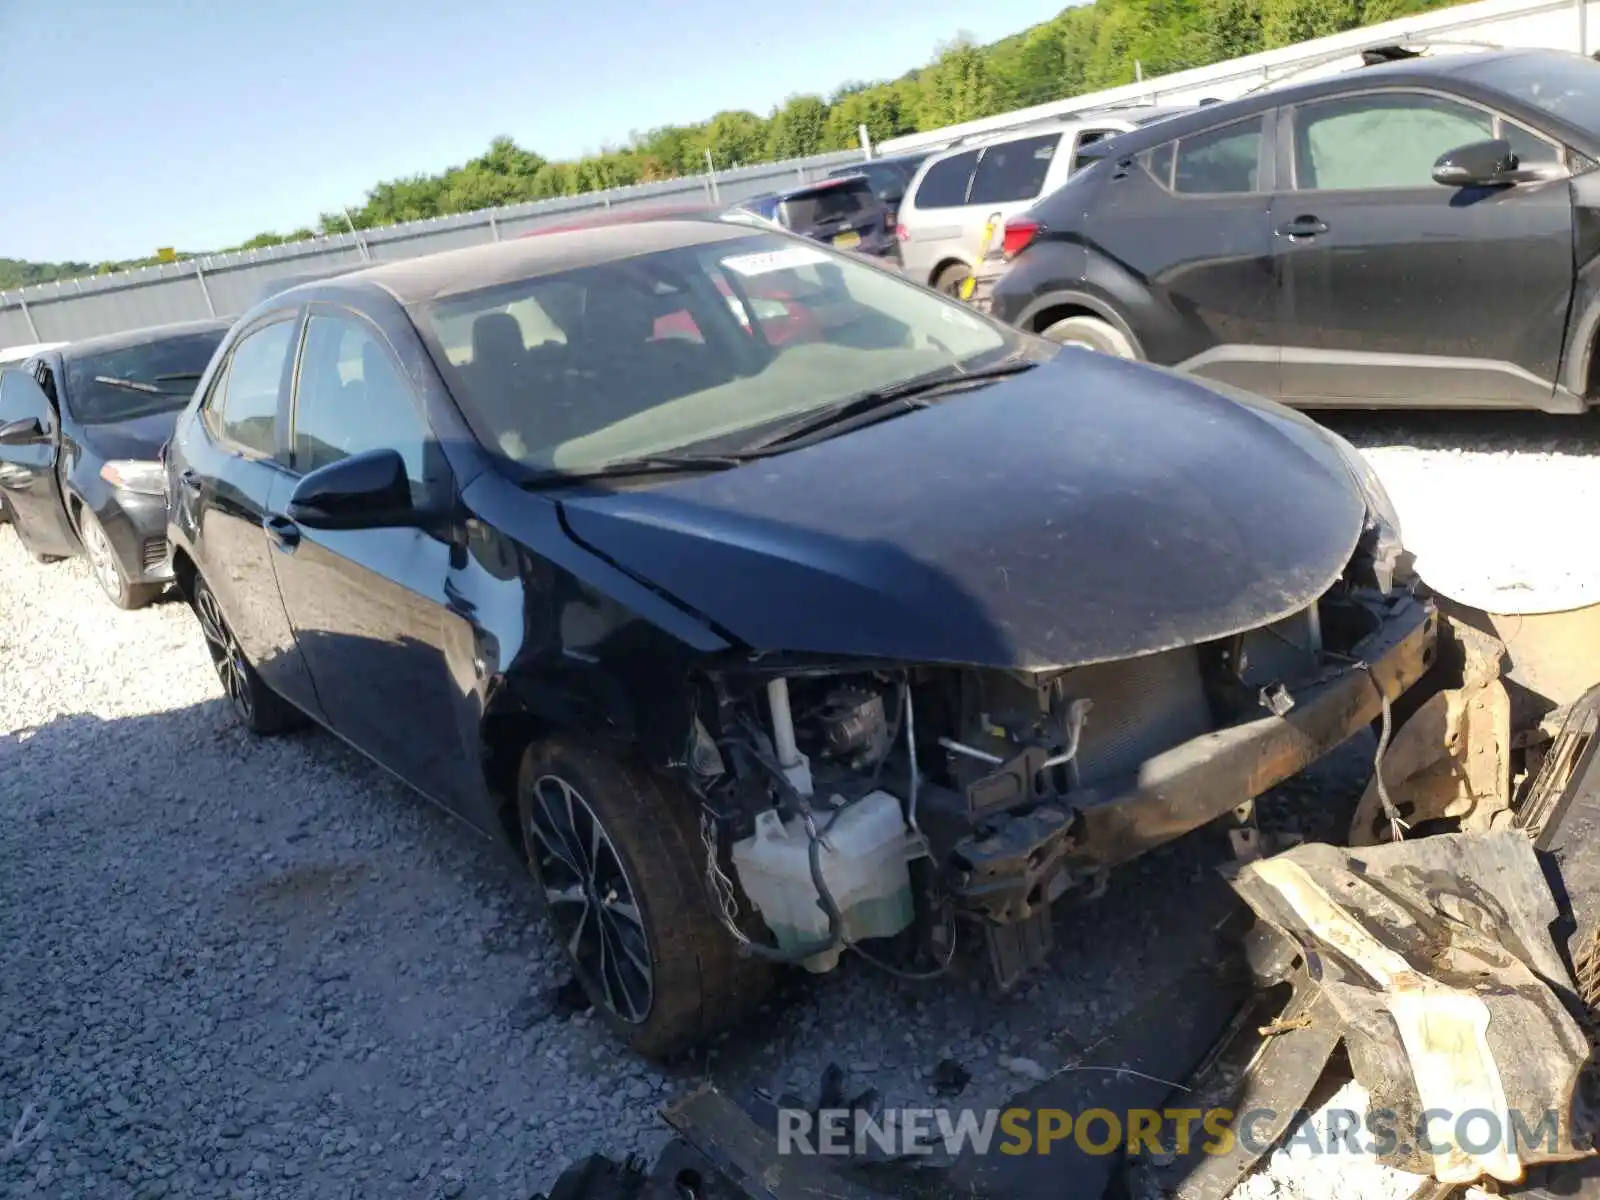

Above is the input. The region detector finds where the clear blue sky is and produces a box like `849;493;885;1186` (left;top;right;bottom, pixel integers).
0;0;1069;263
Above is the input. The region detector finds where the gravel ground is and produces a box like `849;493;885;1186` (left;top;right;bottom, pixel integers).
2;410;1596;1200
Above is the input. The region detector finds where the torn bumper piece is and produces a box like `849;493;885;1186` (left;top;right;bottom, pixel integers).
950;595;1437;941
1229;832;1594;1186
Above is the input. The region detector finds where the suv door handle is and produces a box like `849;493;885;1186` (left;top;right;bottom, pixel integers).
263;513;301;553
1277;216;1329;239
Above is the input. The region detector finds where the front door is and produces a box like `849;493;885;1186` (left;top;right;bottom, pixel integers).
0;367;78;557
1272;88;1574;407
266;308;480;814
184;314;322;714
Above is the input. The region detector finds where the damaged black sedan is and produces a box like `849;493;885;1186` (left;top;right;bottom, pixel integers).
164;219;1432;1056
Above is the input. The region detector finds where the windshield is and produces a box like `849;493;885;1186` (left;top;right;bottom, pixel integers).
1458;53;1600;134
64;329;226;424
415;231;1012;474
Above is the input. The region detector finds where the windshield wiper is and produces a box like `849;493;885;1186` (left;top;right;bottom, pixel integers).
742;358;1040;453
93;372;203;396
519;452;747;486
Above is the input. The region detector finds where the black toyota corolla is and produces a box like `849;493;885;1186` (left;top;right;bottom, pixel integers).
166;220;1432;1056
0;319;230;608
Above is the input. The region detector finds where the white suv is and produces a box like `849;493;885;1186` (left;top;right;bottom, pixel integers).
896;112;1182;294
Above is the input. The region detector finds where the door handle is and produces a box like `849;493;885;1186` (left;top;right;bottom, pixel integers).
263;513;301;553
1277;216;1329;239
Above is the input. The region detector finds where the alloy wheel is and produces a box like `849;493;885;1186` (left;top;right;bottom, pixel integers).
194;586;255;722
526;773;654;1024
81;514;123;602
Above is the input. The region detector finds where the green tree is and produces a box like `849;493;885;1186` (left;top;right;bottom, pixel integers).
917;38;1001;126
766;95;831;160
703;110;769;167
1261;0;1361;47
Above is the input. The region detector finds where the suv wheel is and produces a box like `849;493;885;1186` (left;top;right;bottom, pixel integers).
1039;315;1140;359
517;737;770;1059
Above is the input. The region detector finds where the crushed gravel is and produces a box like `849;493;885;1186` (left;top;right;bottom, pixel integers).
2;410;1596;1200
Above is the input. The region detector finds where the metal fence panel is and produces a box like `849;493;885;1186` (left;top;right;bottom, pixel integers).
0;149;865;348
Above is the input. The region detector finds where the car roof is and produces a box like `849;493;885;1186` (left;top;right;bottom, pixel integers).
325;218;767;306
1084;46;1583;158
56;318;231;363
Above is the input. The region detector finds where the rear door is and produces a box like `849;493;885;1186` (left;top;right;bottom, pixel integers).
899;148;982;286
0;367;77;557
266;306;477;809
961;132;1066;268
1085;113;1280;394
1271;87;1573;406
185;313;322;714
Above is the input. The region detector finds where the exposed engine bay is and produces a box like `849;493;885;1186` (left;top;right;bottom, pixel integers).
687;563;1437;987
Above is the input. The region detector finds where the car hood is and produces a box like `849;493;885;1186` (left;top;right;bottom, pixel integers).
558;354;1367;671
77;409;181;461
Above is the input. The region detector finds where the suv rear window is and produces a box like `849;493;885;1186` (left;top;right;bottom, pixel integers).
781;179;874;230
968;133;1060;205
913;149;980;209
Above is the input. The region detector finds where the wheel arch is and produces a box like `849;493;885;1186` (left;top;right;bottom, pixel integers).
1017;289;1147;358
929;256;973;289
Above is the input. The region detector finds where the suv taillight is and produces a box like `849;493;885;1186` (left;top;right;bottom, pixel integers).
1001;218;1040;259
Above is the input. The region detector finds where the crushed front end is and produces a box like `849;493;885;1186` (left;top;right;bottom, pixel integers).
688;558;1436;989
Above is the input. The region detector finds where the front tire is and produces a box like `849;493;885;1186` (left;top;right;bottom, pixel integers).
78;507;160;610
191;574;305;734
517;737;770;1059
1038;314;1140;359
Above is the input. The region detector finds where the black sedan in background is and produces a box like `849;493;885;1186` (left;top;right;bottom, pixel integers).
984;47;1600;412
165;221;1418;1057
0;319;230;607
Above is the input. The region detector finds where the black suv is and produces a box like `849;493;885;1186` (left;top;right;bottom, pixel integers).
733;176;896;258
825;151;930;227
985;47;1600;413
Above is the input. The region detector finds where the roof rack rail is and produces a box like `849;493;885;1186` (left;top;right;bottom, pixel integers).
1240;34;1507;95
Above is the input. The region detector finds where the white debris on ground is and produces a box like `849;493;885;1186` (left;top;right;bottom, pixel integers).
2;410;1597;1199
1227;1081;1429;1200
1332;410;1600;614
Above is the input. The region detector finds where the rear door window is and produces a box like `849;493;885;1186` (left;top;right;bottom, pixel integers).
211;319;298;458
1174;117;1265;194
912;149;980;209
967;134;1060;205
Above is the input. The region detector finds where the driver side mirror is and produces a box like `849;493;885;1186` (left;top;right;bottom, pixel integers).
0;416;47;446
1433;138;1518;187
286;448;416;530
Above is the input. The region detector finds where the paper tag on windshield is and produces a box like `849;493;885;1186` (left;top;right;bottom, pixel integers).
722;247;830;276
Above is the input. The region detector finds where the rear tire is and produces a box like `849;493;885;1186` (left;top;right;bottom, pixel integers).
517;736;771;1059
78;507;160;610
1038;314;1140;359
933;263;972;297
190;574;305;735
